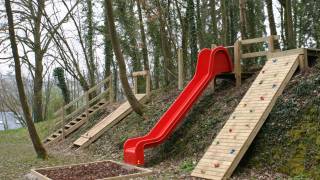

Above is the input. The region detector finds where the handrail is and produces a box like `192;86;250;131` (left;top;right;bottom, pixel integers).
54;76;111;116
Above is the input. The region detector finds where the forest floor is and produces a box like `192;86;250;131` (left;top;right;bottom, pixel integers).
1;61;319;180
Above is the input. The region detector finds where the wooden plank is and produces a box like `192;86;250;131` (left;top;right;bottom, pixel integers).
240;35;279;45
132;70;148;77
73;94;147;149
192;53;300;180
241;51;268;59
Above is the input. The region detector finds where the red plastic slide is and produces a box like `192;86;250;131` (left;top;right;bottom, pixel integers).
124;47;233;165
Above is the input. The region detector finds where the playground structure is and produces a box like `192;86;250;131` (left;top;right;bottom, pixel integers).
43;71;150;147
123;47;233;165
122;35;319;178
39;35;320;180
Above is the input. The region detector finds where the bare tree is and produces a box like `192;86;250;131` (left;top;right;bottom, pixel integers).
4;0;47;159
105;0;144;116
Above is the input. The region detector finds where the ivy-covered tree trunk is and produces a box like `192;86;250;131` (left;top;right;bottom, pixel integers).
187;0;198;75
284;0;296;49
85;0;96;87
53;67;71;114
105;0;143;116
196;0;204;49
5;0;48;159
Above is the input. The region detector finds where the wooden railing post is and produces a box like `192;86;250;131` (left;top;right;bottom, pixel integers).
234;40;242;88
109;74;114;102
61;106;65;141
267;35;275;53
178;48;183;90
133;76;138;94
146;71;151;96
85;92;89;122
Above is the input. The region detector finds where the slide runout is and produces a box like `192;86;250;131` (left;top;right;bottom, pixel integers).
72;94;147;150
124;47;233;165
191;53;301;180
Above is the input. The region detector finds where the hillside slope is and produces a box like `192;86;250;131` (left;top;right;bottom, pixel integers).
87;62;319;179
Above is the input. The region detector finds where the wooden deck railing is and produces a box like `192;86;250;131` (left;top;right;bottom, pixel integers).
53;75;113;139
234;35;280;87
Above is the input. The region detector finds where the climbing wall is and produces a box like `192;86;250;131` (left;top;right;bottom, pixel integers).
191;54;301;180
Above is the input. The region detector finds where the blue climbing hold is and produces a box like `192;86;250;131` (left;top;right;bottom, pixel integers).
230;149;235;154
272;58;277;63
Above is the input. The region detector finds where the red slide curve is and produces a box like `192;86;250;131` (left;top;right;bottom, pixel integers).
124;47;233;165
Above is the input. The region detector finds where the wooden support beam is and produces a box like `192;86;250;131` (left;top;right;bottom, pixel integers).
241;51;268;59
132;70;148;77
133;76;138;94
178;48;184;90
234;40;241;88
146;71;151;96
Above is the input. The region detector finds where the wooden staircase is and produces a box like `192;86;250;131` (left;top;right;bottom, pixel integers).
43;76;114;146
192;53;304;179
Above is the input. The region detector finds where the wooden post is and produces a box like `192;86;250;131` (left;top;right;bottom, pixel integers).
133;76;138;94
298;54;306;72
267;35;275;53
234;40;242;88
303;48;309;69
85;92;89;122
61;106;65;141
178;48;184;90
109;74;114;102
146;71;151;96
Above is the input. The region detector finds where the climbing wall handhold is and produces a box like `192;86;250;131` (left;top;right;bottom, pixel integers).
230;149;235;154
232;116;236;119
243;103;247;107
259;80;263;85
285;62;289;66
245;124;250;127
250;109;253;113
229;128;232;133
272;84;277;88
274;74;277;77
262;70;265;74
201;170;206;174
216;141;220;145
260;96;265;100
213;162;220;168
272;58;277;63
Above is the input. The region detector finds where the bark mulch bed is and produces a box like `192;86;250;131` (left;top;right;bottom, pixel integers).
32;160;152;180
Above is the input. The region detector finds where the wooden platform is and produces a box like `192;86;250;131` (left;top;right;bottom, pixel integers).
73;94;147;150
43;99;108;146
191;53;301;179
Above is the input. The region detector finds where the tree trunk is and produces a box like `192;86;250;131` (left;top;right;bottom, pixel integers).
137;0;150;72
5;0;47;159
210;0;218;44
105;0;143;116
187;0;198;75
239;0;248;40
221;0;229;45
196;0;205;49
265;0;280;49
86;0;96;87
103;0;114;101
32;0;45;123
285;0;295;49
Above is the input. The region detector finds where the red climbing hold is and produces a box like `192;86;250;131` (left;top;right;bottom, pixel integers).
214;162;220;168
229;128;232;133
260;96;265;100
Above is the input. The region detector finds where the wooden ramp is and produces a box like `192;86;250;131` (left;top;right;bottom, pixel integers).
73;94;148;150
192;53;301;179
